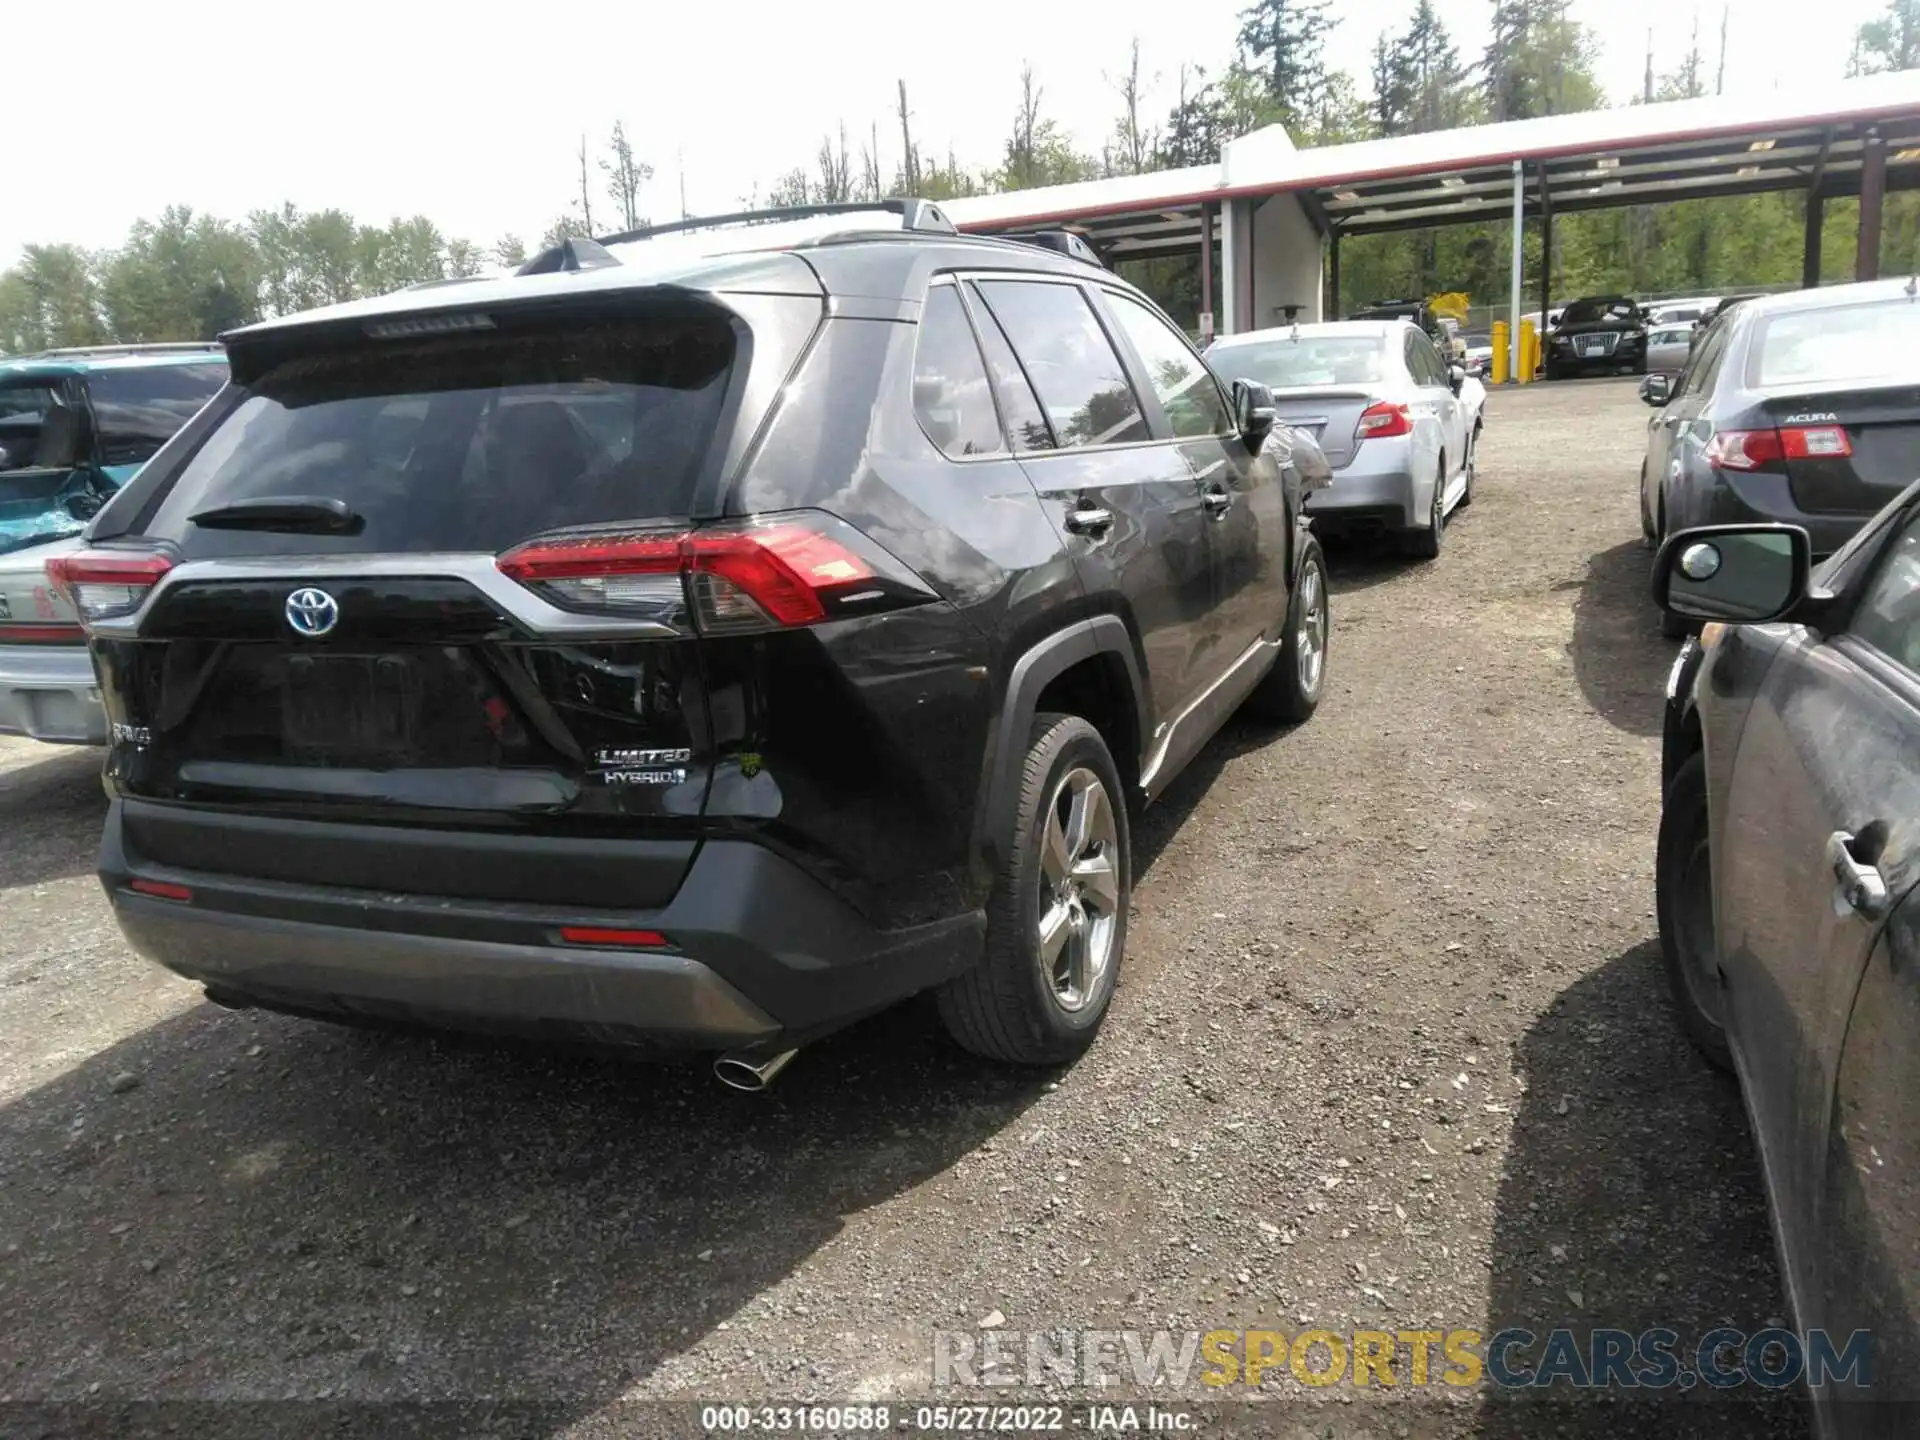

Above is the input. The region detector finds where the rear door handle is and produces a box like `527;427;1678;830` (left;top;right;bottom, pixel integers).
1064;506;1113;536
1828;830;1891;919
1202;486;1233;517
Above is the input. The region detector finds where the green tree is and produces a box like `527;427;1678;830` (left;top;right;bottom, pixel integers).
494;235;528;269
1852;0;1920;72
3;245;106;350
99;206;259;341
1236;0;1336;133
996;64;1099;191
603;122;653;231
1483;0;1601;122
1105;38;1159;176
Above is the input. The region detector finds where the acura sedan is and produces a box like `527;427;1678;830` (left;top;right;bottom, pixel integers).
1655;500;1920;1431
1207;320;1477;560
1639;277;1920;636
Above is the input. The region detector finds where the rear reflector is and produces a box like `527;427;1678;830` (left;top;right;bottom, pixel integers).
129;879;193;903
0;622;85;645
45;552;173;626
497;514;916;634
1707;425;1853;470
558;926;669;949
1356;401;1413;439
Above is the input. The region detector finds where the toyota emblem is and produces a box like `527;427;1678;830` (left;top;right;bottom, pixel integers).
285;587;340;638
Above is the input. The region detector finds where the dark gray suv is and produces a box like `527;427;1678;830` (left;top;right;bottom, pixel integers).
54;200;1330;1088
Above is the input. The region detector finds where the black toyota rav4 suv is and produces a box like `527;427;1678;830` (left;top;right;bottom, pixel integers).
56;200;1329;1087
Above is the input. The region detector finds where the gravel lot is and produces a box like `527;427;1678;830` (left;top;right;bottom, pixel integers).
0;379;1806;1437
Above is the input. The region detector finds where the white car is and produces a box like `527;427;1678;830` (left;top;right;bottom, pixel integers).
1207;319;1478;560
0;535;104;745
1647;296;1719;329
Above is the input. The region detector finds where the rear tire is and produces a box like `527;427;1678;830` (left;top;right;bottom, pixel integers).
937;714;1130;1065
1399;462;1445;560
1656;753;1733;1072
1244;537;1328;725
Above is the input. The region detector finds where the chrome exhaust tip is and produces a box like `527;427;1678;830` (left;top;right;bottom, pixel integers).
713;1048;797;1092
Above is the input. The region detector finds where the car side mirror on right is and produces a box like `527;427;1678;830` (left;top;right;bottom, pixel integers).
1639;373;1671;407
1652;523;1812;626
1447;364;1466;395
1231;377;1277;452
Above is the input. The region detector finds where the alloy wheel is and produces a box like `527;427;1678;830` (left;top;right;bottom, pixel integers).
1037;767;1120;1012
1296;560;1326;698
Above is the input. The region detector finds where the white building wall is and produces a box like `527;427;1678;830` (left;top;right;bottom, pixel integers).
1249;194;1324;330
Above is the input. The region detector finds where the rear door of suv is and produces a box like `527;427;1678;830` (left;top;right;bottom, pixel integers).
75;287;837;912
1095;286;1288;671
967;274;1218;731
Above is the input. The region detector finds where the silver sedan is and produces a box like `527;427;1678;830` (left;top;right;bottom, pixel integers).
1646;322;1697;375
1206;319;1476;561
0;536;105;745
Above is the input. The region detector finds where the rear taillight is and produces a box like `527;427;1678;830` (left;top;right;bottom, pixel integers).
45;552;172;626
1356;402;1413;439
1706;425;1853;471
497;514;927;635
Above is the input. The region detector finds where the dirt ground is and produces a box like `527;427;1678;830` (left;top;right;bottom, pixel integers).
0;379;1806;1438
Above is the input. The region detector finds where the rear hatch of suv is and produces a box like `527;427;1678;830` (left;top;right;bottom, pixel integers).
76;285;845;911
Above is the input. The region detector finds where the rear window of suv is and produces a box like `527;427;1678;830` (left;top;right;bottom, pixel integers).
144;313;733;556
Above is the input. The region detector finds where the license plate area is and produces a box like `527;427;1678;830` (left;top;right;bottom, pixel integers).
1575;335;1612;358
282;652;426;760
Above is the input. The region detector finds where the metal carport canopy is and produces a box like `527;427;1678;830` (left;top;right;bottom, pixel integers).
941;70;1920;361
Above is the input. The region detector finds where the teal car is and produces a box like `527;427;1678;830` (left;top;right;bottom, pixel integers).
0;345;227;743
0;344;229;554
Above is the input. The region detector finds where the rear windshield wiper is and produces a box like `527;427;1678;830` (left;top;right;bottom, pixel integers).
188;496;364;535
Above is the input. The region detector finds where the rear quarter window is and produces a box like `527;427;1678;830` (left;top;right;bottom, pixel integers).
144;313;733;557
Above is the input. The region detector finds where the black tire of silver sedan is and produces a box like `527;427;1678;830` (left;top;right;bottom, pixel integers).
1244;537;1328;725
937;714;1129;1065
1656;753;1734;1071
1401;462;1446;560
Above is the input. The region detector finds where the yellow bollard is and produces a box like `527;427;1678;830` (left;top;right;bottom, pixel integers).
1517;318;1538;385
1491;321;1510;385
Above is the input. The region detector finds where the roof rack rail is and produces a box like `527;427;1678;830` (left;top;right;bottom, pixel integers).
511;198;958;277
596;197;956;247
998;229;1105;268
23;341;225;360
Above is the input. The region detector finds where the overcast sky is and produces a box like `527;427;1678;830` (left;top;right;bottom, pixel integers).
2;0;1880;268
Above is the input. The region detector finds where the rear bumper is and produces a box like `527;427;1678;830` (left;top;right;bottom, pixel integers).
0;643;105;745
1685;469;1879;558
1305;446;1418;530
101;800;985;1051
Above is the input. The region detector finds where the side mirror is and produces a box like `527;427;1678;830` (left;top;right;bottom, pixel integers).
1232;378;1277;451
1652;523;1812;625
1640;373;1671;407
1447;364;1466;395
